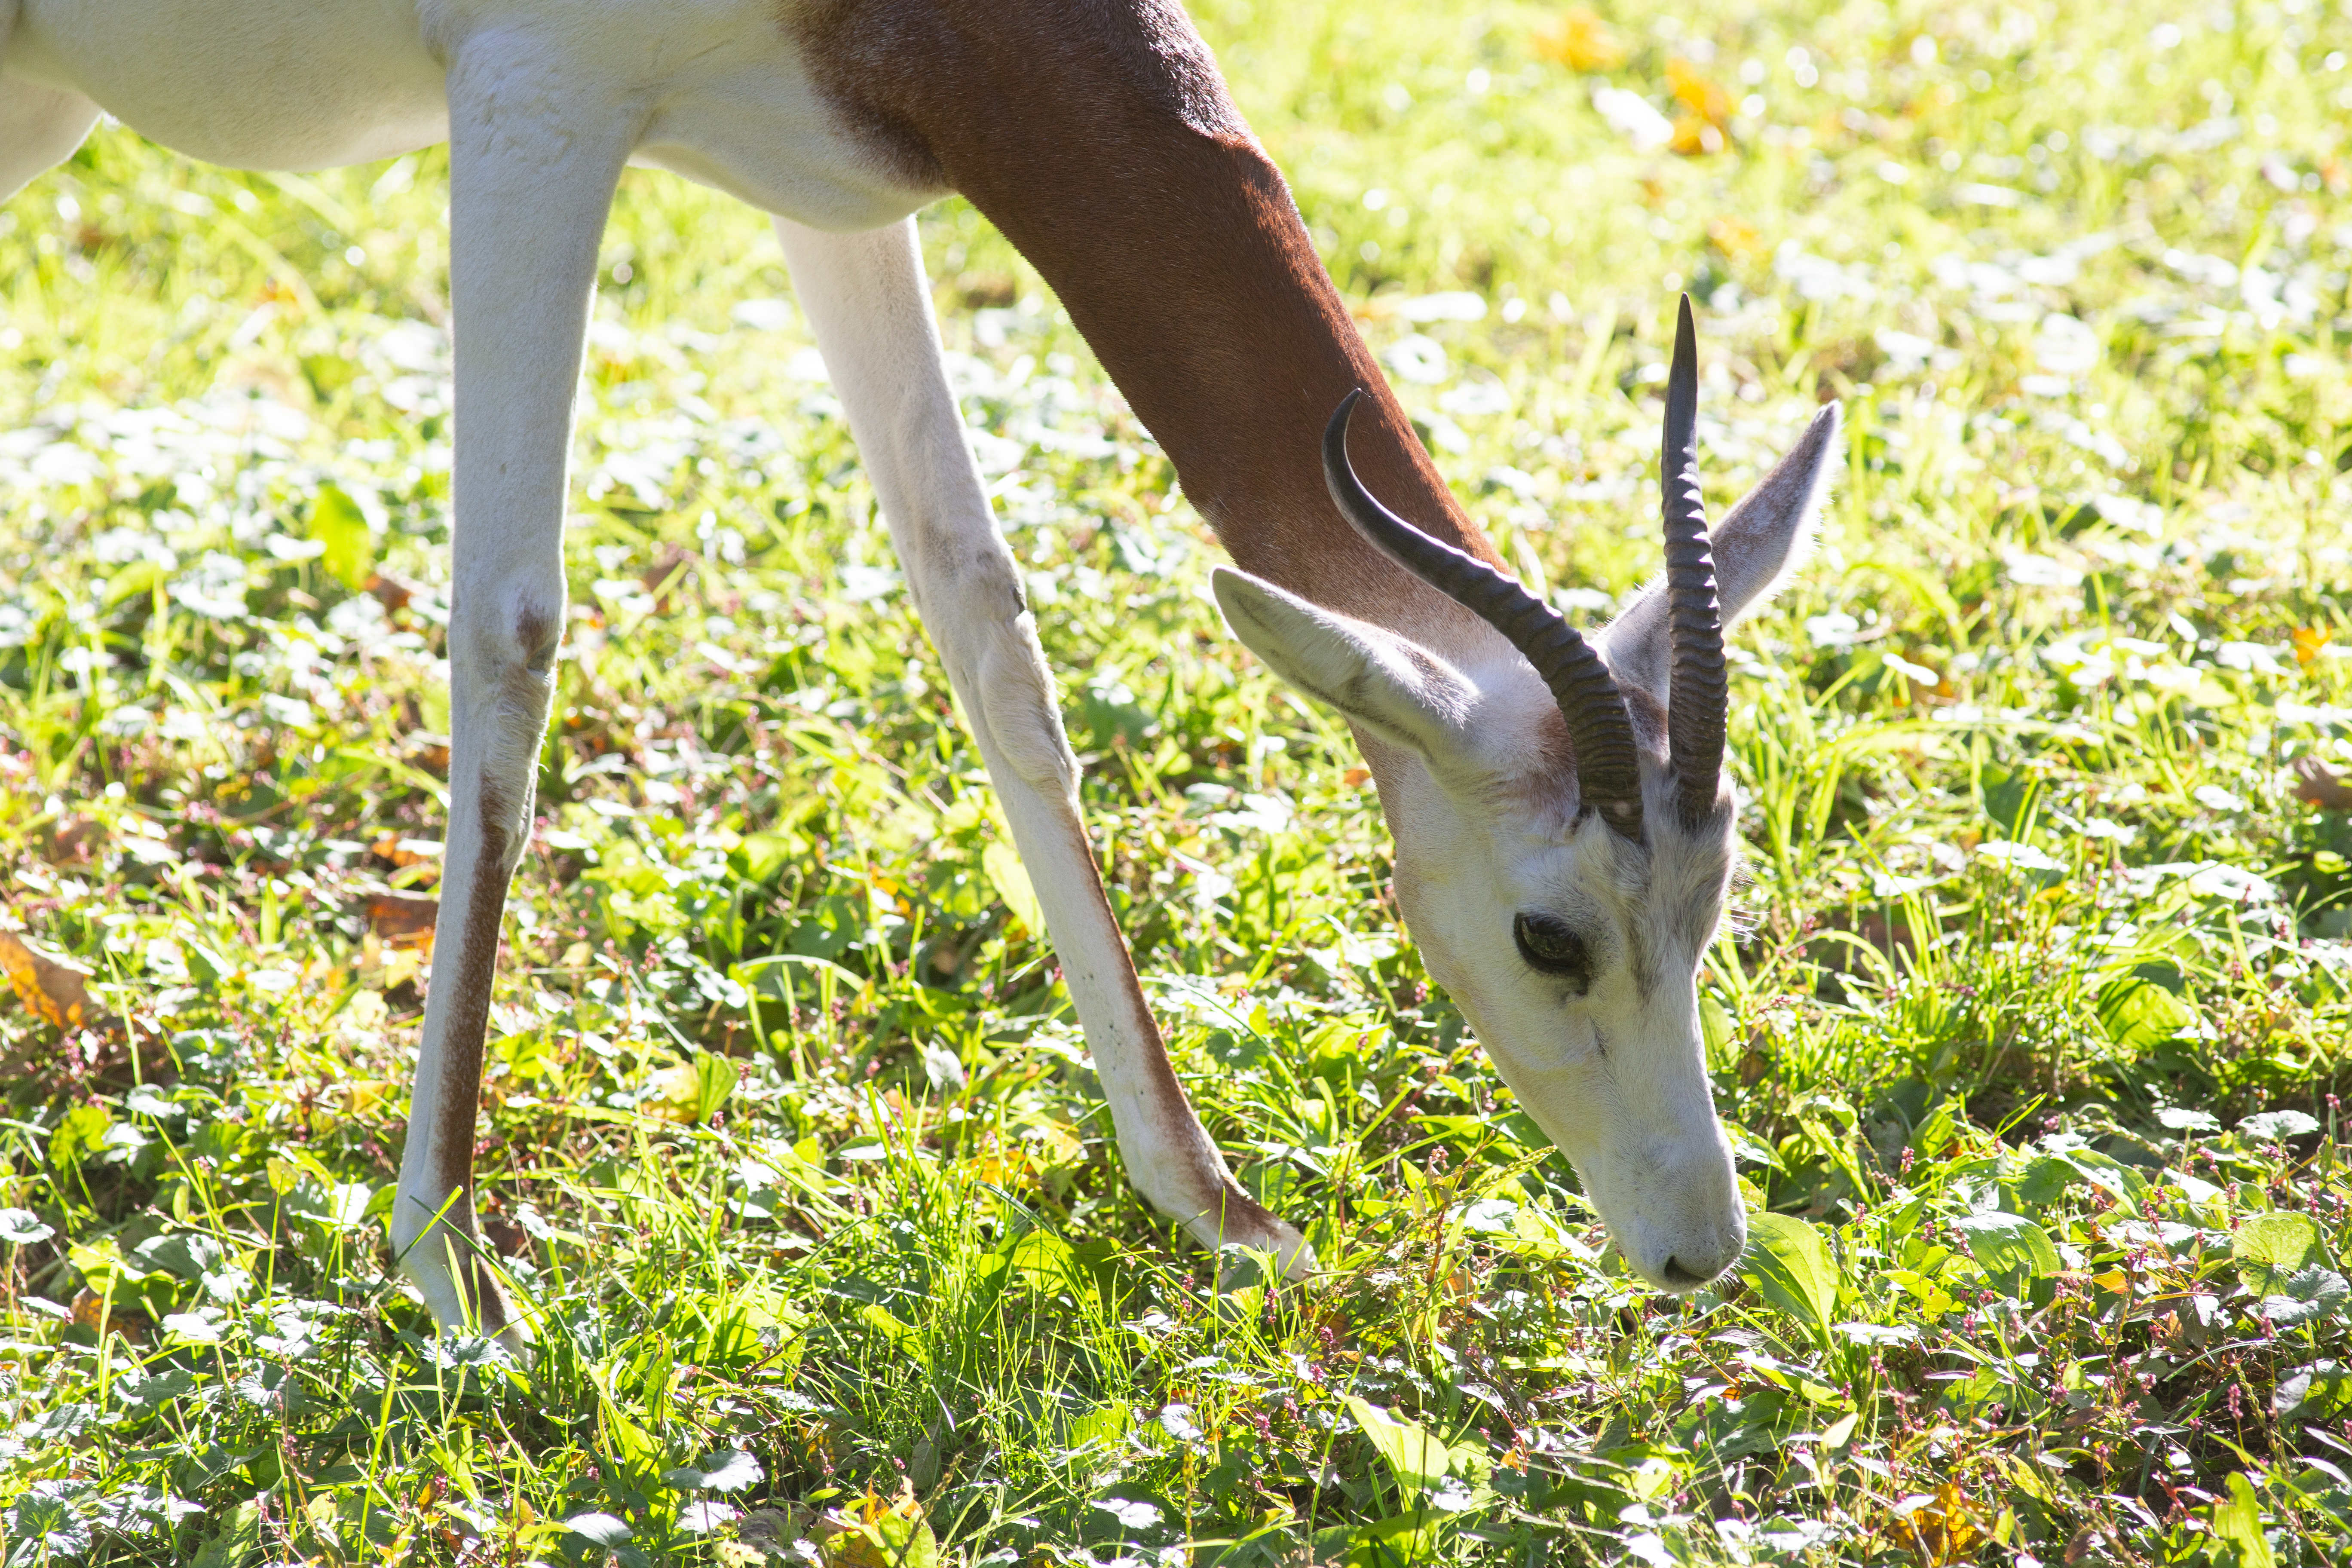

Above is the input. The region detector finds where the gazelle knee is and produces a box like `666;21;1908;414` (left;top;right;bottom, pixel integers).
978;615;1078;797
450;586;565;833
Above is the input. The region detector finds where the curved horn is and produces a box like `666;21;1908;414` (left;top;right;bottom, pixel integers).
1322;390;1643;838
1660;295;1727;826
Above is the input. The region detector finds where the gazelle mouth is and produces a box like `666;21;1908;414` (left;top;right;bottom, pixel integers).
1660;1256;1718;1289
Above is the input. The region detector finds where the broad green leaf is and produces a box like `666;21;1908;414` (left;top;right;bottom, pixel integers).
983;841;1045;934
1008;1229;1080;1292
1699;993;1734;1064
1343;1395;1450;1496
1339;1507;1441;1568
1954;1213;2061;1289
564;1512;634;1546
2275;1360;2352;1418
2262;1265;2349;1329
2235;1212;2325;1295
663;1448;764;1493
191;1501;262;1568
49;1103;112;1169
1063;1401;1130;1452
308;484;375;591
2241;1110;2321;1142
858;1304;930;1367
2095;974;2194;1050
691;1053;739;1121
2208;1471;2275;1568
1740;1212;1839;1344
729;832;796;883
867;1508;940;1568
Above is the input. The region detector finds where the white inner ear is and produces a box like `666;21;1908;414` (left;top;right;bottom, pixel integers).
1212;567;1478;766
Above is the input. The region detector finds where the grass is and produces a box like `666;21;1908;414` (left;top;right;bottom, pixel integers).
3;0;2352;1562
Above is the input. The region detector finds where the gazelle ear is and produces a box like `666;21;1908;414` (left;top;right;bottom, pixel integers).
1212;567;1476;764
1600;402;1842;700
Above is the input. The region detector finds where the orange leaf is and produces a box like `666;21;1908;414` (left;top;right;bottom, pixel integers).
2292;625;2333;667
371;834;443;869
0;931;98;1031
1532;8;1626;71
71;1287;142;1342
366;890;441;950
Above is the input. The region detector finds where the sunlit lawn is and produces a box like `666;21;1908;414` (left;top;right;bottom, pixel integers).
4;0;2352;1563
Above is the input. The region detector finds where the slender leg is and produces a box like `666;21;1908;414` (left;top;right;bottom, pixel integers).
774;217;1313;1279
390;40;634;1350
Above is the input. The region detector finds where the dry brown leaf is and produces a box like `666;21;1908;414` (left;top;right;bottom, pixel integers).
371;833;444;868
366;890;441;949
0;931;100;1031
49;816;104;865
2293;756;2352;812
365;570;419;612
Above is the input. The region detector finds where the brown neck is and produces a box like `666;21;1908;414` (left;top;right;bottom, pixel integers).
800;0;1501;636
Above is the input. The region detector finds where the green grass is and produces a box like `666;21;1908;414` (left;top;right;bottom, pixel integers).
4;0;2352;1562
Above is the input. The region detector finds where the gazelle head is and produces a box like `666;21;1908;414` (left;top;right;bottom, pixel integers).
1212;298;1841;1291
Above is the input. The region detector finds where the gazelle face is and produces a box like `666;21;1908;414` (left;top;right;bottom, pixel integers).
1364;665;1748;1289
1213;315;1840;1291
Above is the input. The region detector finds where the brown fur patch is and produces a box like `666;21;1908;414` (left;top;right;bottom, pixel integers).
421;790;517;1307
515;603;560;673
465;1247;510;1335
785;0;1497;639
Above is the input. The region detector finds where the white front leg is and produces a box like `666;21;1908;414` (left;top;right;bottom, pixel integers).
389;35;636;1352
775;216;1313;1279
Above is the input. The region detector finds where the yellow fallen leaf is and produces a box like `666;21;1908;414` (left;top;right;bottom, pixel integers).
968;1134;1039;1191
2292;625;2332;667
1708;215;1764;263
647;1063;704;1123
1668;57;1733;124
1898;1482;1984;1568
1532;8;1626;71
1670;114;1726;156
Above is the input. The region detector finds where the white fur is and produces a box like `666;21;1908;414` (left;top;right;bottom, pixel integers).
4;0;1831;1331
3;1;1305;1351
1217;418;1839;1291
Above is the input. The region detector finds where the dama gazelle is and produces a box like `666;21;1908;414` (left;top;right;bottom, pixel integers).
3;0;1840;1351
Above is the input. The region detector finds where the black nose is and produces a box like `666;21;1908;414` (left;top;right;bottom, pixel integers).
1661;1256;1714;1289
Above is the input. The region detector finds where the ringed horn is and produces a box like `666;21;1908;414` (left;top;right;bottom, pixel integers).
1318;293;1735;841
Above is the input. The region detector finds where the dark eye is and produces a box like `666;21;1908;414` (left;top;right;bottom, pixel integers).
1513;913;1594;993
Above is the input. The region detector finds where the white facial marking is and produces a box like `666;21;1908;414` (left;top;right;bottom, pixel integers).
1216;404;1839;1291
